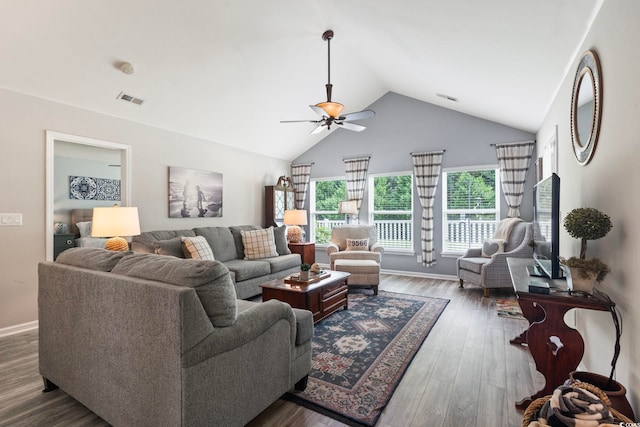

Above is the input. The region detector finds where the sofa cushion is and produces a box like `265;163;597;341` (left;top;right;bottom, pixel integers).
263;253;301;274
56;247;132;272
151;237;185;258
273;225;291;255
241;228;278;260
223;259;271;282
132;229;196;253
181;236;215;260
111;253;237;327
193;227;237;262
458;257;490;274
229;225;260;259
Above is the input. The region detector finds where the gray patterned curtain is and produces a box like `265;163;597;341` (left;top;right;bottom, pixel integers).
290;163;312;209
495;142;535;218
344;157;370;216
412;151;444;267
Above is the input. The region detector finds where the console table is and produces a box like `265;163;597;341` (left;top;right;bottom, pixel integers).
507;258;614;410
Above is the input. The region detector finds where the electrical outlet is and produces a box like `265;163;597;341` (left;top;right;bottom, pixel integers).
0;213;22;225
417;255;422;263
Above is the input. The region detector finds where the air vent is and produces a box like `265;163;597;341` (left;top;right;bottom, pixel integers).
116;91;145;105
436;93;459;102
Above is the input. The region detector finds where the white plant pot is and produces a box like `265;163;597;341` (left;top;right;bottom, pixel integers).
562;265;599;294
299;271;310;281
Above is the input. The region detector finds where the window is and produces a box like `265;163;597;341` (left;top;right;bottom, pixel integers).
368;173;413;251
442;167;500;253
310;178;345;244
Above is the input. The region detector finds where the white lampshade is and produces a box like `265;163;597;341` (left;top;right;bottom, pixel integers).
283;209;307;243
92;205;140;251
283;209;308;226
338;200;358;215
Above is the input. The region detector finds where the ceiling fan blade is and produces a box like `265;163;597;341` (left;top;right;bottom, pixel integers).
309;105;328;117
336;121;366;132
310;123;327;134
280;119;317;123
340;109;375;122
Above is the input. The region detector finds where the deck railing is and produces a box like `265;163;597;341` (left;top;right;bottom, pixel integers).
315;218;542;252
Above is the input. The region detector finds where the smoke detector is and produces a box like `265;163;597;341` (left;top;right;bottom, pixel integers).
119;62;134;74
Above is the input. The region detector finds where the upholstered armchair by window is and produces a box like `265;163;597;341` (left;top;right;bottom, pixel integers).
326;225;384;268
457;221;533;297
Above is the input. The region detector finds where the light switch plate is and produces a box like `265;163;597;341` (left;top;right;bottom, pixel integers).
0;213;22;225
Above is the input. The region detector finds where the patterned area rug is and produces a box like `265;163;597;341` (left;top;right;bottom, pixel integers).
496;298;526;320
286;291;449;426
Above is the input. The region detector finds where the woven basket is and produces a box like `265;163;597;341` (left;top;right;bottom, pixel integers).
521;381;633;427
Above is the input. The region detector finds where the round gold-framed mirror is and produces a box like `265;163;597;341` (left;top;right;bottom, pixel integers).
570;50;602;165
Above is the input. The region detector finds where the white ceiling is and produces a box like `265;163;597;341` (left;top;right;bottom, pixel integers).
0;0;602;161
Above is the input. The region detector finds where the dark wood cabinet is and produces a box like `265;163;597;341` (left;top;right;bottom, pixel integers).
264;181;295;227
288;242;315;265
54;233;75;260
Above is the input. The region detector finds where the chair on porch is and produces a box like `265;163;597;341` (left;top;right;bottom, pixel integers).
457;219;533;297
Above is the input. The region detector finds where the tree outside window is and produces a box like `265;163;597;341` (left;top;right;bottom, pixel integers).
442;168;500;252
310;179;345;244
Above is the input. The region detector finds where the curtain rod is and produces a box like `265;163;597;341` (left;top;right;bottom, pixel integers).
342;154;371;161
490;140;536;147
409;149;446;155
290;162;315;166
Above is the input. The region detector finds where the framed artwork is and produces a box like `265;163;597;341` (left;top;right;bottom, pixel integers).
69;176;121;201
168;166;223;218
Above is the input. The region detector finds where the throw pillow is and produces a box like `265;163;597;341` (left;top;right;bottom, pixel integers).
152;237;185;258
241;227;278;260
345;238;369;251
273;225;291;255
481;239;505;258
181;236;215;260
76;221;92;237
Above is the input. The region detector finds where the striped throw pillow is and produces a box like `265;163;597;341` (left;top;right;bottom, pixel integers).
241;228;278;260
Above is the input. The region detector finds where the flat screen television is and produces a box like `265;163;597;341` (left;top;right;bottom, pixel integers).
531;173;562;279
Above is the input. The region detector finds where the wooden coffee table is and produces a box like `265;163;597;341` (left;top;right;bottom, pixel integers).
261;271;350;323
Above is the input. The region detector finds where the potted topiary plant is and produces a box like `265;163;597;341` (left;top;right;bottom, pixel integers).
299;263;312;281
561;207;612;294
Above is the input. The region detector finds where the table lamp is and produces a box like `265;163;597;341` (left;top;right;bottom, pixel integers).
338;200;358;224
283;209;308;243
91;205;141;251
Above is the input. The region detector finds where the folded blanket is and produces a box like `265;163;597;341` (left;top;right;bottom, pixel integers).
532;386;614;427
493;217;523;240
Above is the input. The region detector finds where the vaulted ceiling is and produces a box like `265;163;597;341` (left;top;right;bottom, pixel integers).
0;0;602;160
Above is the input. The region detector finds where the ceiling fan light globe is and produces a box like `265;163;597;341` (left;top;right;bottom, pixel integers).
315;101;344;118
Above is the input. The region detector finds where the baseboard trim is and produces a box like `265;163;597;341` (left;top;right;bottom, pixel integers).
0;320;38;338
381;269;458;282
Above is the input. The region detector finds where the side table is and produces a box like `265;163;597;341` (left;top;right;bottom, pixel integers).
288;242;315;265
507;258;613;410
54;233;75;260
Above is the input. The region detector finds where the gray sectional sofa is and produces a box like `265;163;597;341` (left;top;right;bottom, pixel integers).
38;247;313;427
131;225;301;299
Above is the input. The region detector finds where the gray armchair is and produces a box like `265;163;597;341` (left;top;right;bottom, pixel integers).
457;221;533;297
326;225;384;294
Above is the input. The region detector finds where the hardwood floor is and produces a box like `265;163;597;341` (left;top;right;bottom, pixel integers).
0;274;541;427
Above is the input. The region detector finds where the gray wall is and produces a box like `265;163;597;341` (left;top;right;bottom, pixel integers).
293;92;536;276
0;88;289;331
536;0;640;412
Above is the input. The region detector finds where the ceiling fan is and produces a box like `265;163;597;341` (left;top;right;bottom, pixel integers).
281;30;375;134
